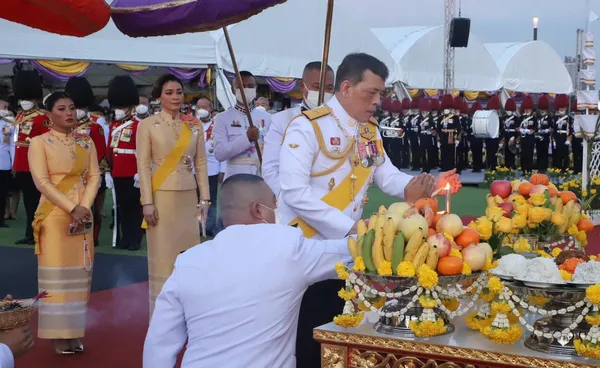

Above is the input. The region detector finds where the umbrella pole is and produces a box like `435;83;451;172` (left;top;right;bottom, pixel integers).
318;0;335;105
221;26;262;164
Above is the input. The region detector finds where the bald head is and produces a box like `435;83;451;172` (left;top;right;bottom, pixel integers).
255;97;269;109
219;174;276;227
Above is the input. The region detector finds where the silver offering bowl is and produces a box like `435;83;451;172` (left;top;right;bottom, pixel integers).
350;272;481;338
509;282;589;356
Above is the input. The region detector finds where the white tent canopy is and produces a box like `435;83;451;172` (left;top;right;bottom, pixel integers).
214;0;395;79
484;41;574;94
372;26;502;91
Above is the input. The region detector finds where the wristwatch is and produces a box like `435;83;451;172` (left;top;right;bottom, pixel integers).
200;199;211;206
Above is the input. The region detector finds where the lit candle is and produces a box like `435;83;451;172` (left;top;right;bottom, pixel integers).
445;183;451;213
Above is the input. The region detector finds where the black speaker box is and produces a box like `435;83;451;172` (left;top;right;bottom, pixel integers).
450;18;470;47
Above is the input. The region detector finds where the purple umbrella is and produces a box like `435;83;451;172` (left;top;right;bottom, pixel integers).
111;0;288;163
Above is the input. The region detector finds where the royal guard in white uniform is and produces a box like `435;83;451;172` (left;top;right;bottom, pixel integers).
469;101;484;172
379;97;393;159
64;77;108;247
519;95;537;174
107;76;143;251
388;99;404;168
279;53;458;367
419;99;435;173
503;99;518;169
399;98;411;168
0;106;15;228
213;71;272;181
430;98;441;170
485;96;502;169
407;98;421;170
438;94;460;171
552;94;572;171
13;70;51;245
536;94;552;173
263;63;335;196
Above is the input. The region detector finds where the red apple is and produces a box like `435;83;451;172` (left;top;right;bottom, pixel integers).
529;184;548;196
498;202;513;218
490;180;512;199
428;233;452;258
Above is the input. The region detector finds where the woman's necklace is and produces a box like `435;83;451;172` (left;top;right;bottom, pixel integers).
51;129;76;159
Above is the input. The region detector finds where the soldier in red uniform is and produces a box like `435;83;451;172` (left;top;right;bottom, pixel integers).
107;76;143;251
13;70;50;245
65;77;108;248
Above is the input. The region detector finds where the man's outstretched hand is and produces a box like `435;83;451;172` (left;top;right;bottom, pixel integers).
404;173;436;204
435;169;462;195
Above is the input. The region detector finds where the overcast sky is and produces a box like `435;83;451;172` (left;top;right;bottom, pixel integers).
343;0;596;60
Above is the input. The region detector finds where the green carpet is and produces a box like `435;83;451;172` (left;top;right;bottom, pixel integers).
0;186;488;256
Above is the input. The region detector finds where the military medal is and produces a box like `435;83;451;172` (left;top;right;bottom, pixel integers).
183;156;193;172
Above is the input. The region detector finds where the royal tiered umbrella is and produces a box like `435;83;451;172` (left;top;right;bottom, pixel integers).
111;0;289;163
0;0;110;36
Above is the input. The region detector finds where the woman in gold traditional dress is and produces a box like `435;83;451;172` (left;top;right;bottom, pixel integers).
136;74;210;315
29;92;100;355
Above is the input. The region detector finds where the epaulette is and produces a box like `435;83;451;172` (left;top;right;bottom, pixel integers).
302;106;330;121
368;117;379;127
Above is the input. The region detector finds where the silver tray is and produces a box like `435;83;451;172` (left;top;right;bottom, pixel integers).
352;271;480;289
489;269;514;281
513;278;566;289
566;281;597;289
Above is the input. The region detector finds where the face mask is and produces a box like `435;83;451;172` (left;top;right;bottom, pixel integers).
196;108;210;120
304;86;333;110
443;109;450;115
506;111;513;116
135;104;149;115
559;110;566;116
114;109;126;121
255;106;267;112
432;112;438;117
19;101;34;111
0;110;8;118
259;203;280;224
76;109;87;120
235;88;256;103
524;110;531;116
392;114;399;119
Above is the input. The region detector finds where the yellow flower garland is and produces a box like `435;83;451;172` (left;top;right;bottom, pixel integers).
586;284;600;305
442;297;460;312
377;260;393;276
481;257;493;271
417;265;439;289
337;288;357;301
409;318;447;337
353;257;366;272
527;296;550;306
449;248;463;259
335;262;348;280
357;296;387;311
488;277;504;295
466;311;493;331
418;295;438;309
461;261;472;275
480;289;496;302
333;313;364;328
481;324;523;344
491;301;511;315
585;312;600;325
574;340;600;360
396;261;415;277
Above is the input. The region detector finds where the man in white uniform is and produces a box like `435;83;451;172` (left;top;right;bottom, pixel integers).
143;174;352;368
213;71;272;180
196;97;225;236
262;61;335;196
0;103;15;228
280;53;457;367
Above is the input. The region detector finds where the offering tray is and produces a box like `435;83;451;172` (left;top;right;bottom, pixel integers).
508;281;590;357
350;271;482;338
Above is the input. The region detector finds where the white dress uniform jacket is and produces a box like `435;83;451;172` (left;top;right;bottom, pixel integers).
143;224;352;368
279;96;413;240
202;120;225;176
213;107;272;180
262;106;302;196
0;119;15;171
0;344;13;368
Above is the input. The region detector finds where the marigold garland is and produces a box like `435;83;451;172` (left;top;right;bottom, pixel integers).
461;261;472;275
377;260;393;276
586;284;600;305
333;312;364;328
357;296;387;311
527;296;550;306
551;247;562;258
353;257;366;272
396;261;415;277
417;265;439;289
337;288;357;301
585;312;600;325
479;289;496;302
481;257;493;271
442;297;460;312
418;295;438;309
488;277;503;295
574;340;600;360
409;318;447;337
466;311;493;331
491;301;511;315
449;248;462;258
481;324;523;344
335;262;348;280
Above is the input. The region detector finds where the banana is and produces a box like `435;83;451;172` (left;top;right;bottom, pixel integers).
558;219;569;234
569;211;582;228
348;237;360;261
562;200;575;220
425;244;439;270
383;218;396;261
357;235;364;258
375;214;386;230
553;198;563;214
391;232;406;274
367;214;378;231
357;219;367;239
412;241;430;269
486;194;496;208
378;205;387;217
403;227;425;262
362;229;376;272
372;228;385;269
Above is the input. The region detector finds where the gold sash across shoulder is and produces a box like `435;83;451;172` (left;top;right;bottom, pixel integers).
33;144;88;255
141;124;193;229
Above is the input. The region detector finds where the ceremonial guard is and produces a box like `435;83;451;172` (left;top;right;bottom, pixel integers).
65;77;108;248
279;53;458;367
263;62;334;196
13;70;50;245
438;94;460;171
0;106;15;227
407;98;421;170
430;99;440;170
379;97;393;159
388;99;404;169
571;98;583;173
456;99;470;173
519;95;537;173
418;99;435;173
107;76;143;251
536;95;552;172
503;98;519;169
469;102;484;172
213;71;272;180
552;94;571;170
399;98;411;168
485;96;502;169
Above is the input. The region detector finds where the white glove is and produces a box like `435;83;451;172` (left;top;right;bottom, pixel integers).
133;173;140;188
437;142;441;148
455;141;460;147
566;140;571;146
105;173;114;189
521;129;530;135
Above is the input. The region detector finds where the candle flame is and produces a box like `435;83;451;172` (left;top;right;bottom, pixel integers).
445;183;451;190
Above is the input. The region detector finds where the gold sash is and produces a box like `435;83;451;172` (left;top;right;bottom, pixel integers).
33;144;88;255
141;124;193;229
289;133;376;239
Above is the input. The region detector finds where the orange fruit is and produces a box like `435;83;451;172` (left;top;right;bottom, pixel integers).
415;198;439;214
547;185;558;198
578;218;594;232
437;256;464;276
428;228;436;238
455;228;480;248
558;191;577;205
530;173;550;185
519;182;533;197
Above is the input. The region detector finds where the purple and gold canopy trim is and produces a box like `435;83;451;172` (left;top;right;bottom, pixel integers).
111;0;286;37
